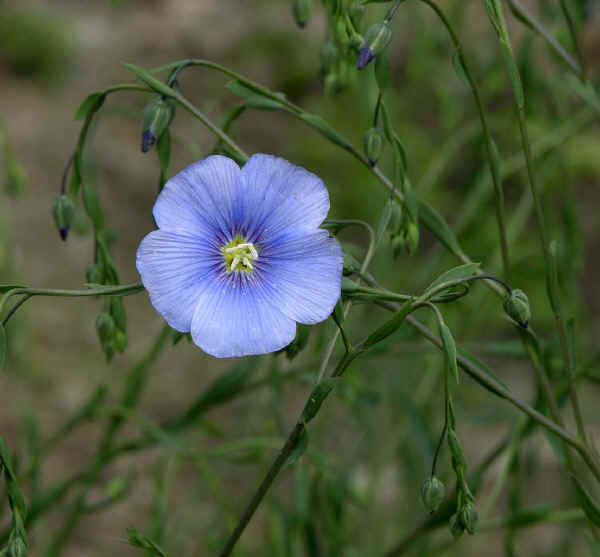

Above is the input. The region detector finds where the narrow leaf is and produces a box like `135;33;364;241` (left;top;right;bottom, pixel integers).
123;63;176;98
440;323;459;383
363;299;413;350
298;113;354;151
75;92;106;121
426;262;480;294
302;378;338;424
418;199;463;256
284;427;308;468
0;285;25;293
573;476;600;527
0;325;6;370
225;80;285;110
452;51;470;87
374;197;394;248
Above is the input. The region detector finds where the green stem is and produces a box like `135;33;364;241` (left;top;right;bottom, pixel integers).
558;0;587;80
417;0;512;281
491;0;588;446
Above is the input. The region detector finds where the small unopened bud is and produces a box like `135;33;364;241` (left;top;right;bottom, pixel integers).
449;512;464;539
391;234;405;259
8;536;27;557
141;95;175;153
357;21;392;70
343;249;362;276
114;329;128;353
460;502;478;534
96;312;115;345
363;127;384;167
52;194;75;241
421;476;445;514
292;0;312;28
335;17;351;48
405;220;419;255
320;40;338;73
86;263;104;285
503;288;530;327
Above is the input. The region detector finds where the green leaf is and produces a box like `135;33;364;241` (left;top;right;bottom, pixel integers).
126;527;168;557
573;476;600;527
283;427;308;468
440;323;459;383
499;39;525;109
298;113;354;151
82;185;105;230
225;80;285;110
374;197;394;248
302;378;338;424
545;240;561;314
75;92;106;121
425;262;480;295
0;325;6;370
363;299;413;350
452;51;470;87
123;63;176;98
418;199;463;256
457;346;509;393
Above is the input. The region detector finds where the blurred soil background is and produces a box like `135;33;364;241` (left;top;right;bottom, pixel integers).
1;0;600;555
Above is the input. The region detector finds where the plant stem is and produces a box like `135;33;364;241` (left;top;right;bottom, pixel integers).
417;0;512;281
491;0;588;446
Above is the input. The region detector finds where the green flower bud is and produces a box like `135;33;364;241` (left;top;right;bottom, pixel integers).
320;40;338;73
363;127;384;167
449;512;465;539
86;263;104;285
391;234;405;259
51;194;75;241
109;297;127;332
8;535;27;557
357;21;392;69
96;312;115;345
335;17;351;48
405;220;419;255
114;329;128;353
103;340;115;363
421;476;445;514
292;0;312;28
503;288;530;327
141;95;176;153
460;502;478;534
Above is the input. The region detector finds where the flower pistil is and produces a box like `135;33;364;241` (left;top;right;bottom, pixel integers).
222;237;259;273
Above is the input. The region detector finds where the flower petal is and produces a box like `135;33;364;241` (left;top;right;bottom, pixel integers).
136;229;222;332
190;274;296;358
256;229;343;325
238;154;330;242
153;155;241;243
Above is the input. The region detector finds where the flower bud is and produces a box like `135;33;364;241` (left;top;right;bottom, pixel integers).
96;312;115;345
335;17;351;48
86;263;104;285
114;329;128;353
357;21;392;70
141;95;175;153
51;194;75;241
349;0;365;25
341;277;360;294
404;220;419;255
342;249;362;276
449;512;465;539
503;288;530;327
391;234;405;259
110;297;127;332
320;40;338;73
460;502;478;534
8;535;27;557
363;127;384;167
292;0;312;28
421;476;445;514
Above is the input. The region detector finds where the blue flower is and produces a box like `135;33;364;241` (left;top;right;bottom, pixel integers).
136;154;343;358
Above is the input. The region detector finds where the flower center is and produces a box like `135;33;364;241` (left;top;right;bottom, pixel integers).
221;236;259;274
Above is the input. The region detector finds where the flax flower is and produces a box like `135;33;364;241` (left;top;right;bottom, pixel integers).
136;154;343;358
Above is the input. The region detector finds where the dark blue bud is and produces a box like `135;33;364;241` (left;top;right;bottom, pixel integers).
357;47;374;70
52;194;75;241
141;129;156;153
141;95;175;153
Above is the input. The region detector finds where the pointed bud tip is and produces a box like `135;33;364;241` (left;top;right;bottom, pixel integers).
141;129;156;153
59;228;69;241
357;48;374;70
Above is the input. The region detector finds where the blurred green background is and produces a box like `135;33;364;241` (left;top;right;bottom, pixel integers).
2;0;600;555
